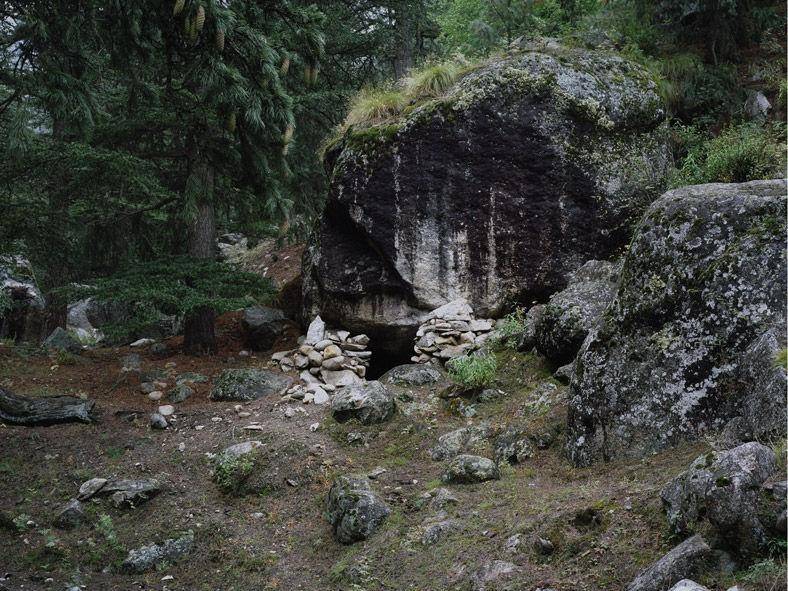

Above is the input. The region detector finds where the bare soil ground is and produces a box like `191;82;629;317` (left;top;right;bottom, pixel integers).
0;315;784;591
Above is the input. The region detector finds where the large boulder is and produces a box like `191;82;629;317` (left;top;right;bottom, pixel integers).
533;259;620;364
661;442;782;559
331;381;395;425
304;43;669;359
325;474;390;544
625;535;712;591
568;180;787;466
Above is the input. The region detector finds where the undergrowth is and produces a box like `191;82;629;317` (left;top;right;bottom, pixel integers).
446;352;498;389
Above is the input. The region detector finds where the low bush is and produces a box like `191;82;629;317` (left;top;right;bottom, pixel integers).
670;122;785;187
447;352;498;389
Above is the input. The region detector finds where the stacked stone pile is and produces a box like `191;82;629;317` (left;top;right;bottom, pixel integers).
412;299;496;364
271;315;371;388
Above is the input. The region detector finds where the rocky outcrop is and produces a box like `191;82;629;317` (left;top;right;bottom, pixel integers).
305;44;669;359
241;306;292;351
568;180;787;465
331;381;395;425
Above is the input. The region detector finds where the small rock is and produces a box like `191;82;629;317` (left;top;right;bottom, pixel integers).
158;405;175;417
78;478;108;500
54;499;85;529
168;384;193;403
331;381;395;425
148;391;163;401
442;455;499;484
130;338;155;348
304;316;326;345
325;474;390;544
150;413;168;429
667;581;710;591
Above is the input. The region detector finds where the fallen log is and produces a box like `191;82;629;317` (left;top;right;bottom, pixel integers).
0;387;96;426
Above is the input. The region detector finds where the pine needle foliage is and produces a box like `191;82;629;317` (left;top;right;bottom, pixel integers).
60;258;275;342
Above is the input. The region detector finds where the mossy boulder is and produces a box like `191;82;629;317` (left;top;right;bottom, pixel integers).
567;180;787;466
305;43;670;359
325;474;390;544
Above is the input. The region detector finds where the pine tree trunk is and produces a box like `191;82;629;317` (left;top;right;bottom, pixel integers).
183;154;218;356
393;4;414;80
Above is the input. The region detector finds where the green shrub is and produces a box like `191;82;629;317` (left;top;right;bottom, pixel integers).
670;122;785;188
492;308;527;349
213;453;256;495
447;353;498;389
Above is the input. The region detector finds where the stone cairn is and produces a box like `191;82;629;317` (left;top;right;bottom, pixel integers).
412;299;496;364
271;316;370;389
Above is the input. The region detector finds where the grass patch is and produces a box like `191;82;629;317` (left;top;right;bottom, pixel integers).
774;347;787;371
490;307;527;349
344;87;408;128
446;352;498;389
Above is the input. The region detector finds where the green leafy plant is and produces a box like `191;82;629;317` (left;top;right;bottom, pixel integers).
670;122;785;187
447;352;498;389
492;308;527;349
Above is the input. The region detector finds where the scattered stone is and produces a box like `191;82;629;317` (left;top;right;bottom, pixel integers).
422;518;462;545
209;368;293;401
119;531;194;574
470;560;518;591
494;427;533;464
54;499;85;529
157;405;175;417
130;338;155;348
102;479;162;508
168;384;193;403
304;315;326;345
147;391;163;401
312;387;330;405
43;327;82;354
534;535;554;555
175;372;208;386
431;425;490;461
120;354;141;373
429;487;459;510
326;474;390;544
78;478;107;500
150;413;168;430
625;535;712;591
442;455;500;484
668;581;710;591
368;467;387;480
331;381;395;425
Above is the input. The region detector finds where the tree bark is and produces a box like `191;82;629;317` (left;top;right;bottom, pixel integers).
393;3;414;80
0;387;96;426
183;152;218;355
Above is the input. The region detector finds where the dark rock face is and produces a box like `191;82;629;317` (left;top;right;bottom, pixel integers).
661;442;782;559
241;306;291;351
305;45;669;358
568;180;787;465
325;474;390;544
534;259;620;364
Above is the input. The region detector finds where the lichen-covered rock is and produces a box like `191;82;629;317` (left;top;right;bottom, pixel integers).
331;381;395;425
661;442;781;559
325;474;390;544
0;255;60;343
625;535;712;591
442;454;500;484
516;304;545;352
533;260;620;364
431;425;491;461
379;363;445;386
119;531;194;573
304;44;669;359
43;327;82;354
568;180;787;465
209;368;293;401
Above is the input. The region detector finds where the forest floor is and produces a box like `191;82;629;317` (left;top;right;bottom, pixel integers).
0;314;784;591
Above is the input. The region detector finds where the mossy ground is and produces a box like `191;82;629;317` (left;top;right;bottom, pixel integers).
0;324;784;590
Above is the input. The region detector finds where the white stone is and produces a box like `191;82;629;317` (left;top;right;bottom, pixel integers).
158;405;175;417
130;338;155;348
312;387;330;405
304;316;326;345
321;369;363;387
